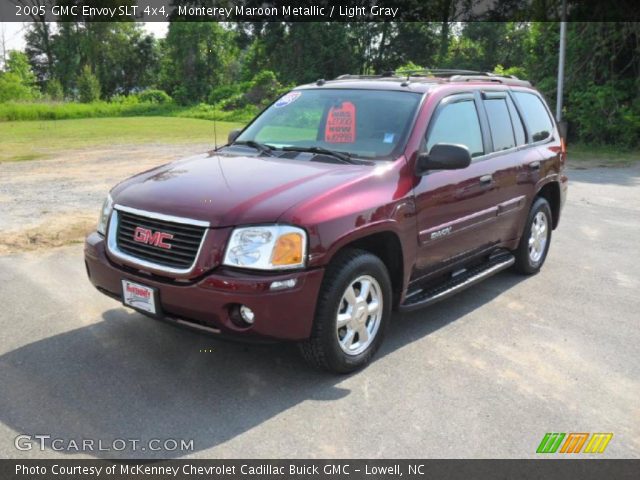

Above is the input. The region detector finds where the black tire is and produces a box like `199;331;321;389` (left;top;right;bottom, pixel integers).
513;197;553;275
298;248;392;374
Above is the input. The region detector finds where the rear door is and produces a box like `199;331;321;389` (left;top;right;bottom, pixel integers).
478;91;533;243
507;90;561;240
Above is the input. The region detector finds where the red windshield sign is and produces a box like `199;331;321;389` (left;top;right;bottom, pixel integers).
325;102;356;143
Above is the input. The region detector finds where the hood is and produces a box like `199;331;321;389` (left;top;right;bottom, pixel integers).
111;152;372;227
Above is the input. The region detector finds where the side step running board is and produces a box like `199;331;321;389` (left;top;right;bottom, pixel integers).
399;253;515;312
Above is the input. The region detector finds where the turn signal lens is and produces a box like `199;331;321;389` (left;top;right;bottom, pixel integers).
271;233;303;266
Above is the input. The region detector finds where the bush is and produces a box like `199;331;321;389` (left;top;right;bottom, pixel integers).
214;70;286;111
138;89;172;104
45;79;64;101
217;92;248;111
208;83;247;105
110;94;140;105
171;86;192;106
6;51;38;87
175;103;257;123
0;51;40;102
244;70;280;105
565;81;640;148
77;66;101;103
0;73;39;102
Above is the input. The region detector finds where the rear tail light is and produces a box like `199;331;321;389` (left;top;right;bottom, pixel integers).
560;137;567;163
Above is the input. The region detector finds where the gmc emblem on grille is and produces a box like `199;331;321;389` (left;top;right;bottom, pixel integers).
132;227;174;249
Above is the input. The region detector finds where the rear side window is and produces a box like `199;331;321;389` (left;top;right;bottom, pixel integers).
483;98;515;151
513;92;554;142
506;96;526;146
426;100;484;157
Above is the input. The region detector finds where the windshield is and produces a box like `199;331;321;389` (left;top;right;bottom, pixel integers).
236;89;421;160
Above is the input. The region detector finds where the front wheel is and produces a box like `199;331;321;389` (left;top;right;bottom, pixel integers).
298;249;392;373
513;197;553;275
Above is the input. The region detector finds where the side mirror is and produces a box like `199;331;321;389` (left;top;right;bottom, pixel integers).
416;144;472;175
227;128;242;144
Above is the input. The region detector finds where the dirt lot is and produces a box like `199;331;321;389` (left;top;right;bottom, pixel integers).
0;143;210;253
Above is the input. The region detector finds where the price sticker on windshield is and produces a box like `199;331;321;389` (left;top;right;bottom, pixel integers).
325;101;356;143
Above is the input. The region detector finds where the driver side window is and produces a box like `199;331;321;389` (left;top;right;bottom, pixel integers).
426;100;484;158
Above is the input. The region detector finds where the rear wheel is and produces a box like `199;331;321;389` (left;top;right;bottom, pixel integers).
298;249;392;373
513;197;552;274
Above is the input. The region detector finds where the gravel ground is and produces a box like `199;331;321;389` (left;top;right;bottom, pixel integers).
0;155;638;459
0;144;209;252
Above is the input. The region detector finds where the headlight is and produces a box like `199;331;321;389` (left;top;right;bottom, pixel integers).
223;225;307;270
97;194;113;236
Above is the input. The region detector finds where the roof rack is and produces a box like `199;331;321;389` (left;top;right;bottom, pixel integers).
334;69;531;87
335;74;389;80
449;73;531;87
396;68;484;77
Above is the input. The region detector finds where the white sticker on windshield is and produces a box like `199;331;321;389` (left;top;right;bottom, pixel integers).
383;133;395;143
274;91;301;108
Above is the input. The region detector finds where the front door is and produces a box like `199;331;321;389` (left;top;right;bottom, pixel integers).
412;93;503;278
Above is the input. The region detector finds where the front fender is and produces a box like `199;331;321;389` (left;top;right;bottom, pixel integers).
304;200;417;301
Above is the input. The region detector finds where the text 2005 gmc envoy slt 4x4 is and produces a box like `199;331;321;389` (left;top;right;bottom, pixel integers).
85;70;567;373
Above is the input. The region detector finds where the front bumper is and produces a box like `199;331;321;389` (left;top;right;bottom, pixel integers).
84;232;324;341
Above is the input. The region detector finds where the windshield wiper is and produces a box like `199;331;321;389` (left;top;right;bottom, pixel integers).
282;146;356;164
231;140;276;156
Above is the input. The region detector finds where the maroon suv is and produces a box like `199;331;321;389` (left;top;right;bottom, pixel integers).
85;70;567;373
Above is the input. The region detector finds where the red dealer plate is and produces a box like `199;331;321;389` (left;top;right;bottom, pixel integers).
122;280;158;315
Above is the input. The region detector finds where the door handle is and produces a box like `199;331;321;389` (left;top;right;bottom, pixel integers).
528;161;541;170
479;174;493;184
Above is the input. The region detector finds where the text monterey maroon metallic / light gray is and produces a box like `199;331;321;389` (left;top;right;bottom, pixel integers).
85;71;567;373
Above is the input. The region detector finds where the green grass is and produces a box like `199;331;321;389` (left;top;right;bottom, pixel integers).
568;143;640;167
0;117;244;162
0;101;257;123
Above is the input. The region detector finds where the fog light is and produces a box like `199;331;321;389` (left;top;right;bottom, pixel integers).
239;305;255;324
270;278;297;291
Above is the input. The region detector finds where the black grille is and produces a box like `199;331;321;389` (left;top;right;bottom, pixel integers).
115;210;206;269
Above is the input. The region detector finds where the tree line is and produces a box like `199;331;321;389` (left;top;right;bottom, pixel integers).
1;19;638;148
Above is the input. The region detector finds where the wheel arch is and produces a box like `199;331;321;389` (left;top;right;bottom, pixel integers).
535;180;561;229
325;229;405;309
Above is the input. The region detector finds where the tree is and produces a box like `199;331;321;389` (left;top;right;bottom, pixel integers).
378;23;440;72
79;22;159;97
51;22;82;98
15;1;55;87
24;17;160;98
0;50;39;102
6;50;37;87
534;22;640;147
77;65;101;102
160;22;237;104
242;23;359;84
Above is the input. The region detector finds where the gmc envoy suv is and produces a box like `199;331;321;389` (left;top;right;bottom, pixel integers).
85;70;567;373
